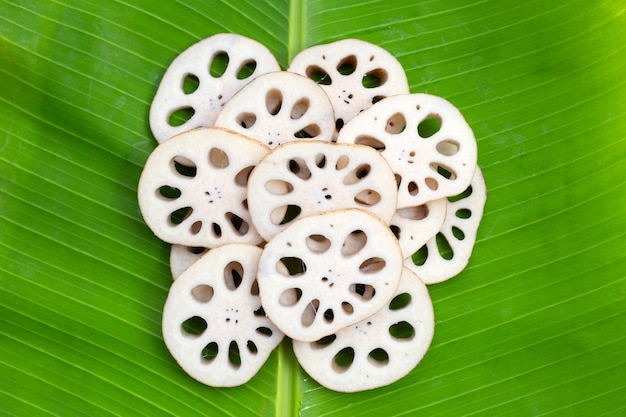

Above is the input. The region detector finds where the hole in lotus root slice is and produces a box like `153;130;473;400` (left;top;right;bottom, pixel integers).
312;334;337;350
302;298;320;327
188;247;206;255
390;225;400;240
291;97;310;120
456;208;472;219
137;128;267;248
341;230;367;257
342;163;371;185
169;207;193;226
341;302;354;315
385;112;406;134
257;209;403;342
306;234;332;253
372;95;385;104
337;55;357;75
162;243;284;387
389;321;415;340
211;222;222;238
149;34;281;143
335;154;349;170
190;221;202;235
276;257;307;277
354;189;381;206
388;292;412;310
168;107;195;127
336;93;477;207
417;114;442;138
312;152;328;168
264;179;294;195
279;288;303;306
247;141;398;242
289;43;409;139
292;267;434;392
305;65;332;85
208;147;230;169
171;156;197;178
425;177;439;191
332;347;355;372
209;51;229;77
431;163;457;181
270;204;302;226
225;212;250;235
265;88;283;115
323;309;335;323
201;342;219;362
435;232;454;260
182;73;200;94
256;326;274;337
437;139;460;156
368;348;390;366
191;284;214;303
362;68;388;88
234;166;255;187
253;304;265;316
181;316;207;336
398;205;428;221
404;167;486;284
288;157;312;180
294;124;321;139
359;258;386;274
350;283;376;300
224;261;244;290
250;280;260;296
157;185;181;200
236;60;257;80
214;71;335;148
237;112;257;129
411;245;428;266
394;173;402;188
228;340;242;369
452;226;465;240
247;340;258;355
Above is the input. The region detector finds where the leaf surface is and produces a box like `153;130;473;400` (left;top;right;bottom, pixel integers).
1;1;625;415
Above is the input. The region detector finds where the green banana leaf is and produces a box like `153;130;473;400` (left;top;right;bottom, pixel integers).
2;0;625;415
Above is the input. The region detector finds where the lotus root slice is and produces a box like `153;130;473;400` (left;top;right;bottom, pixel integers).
150;33;281;143
257;209;403;342
137;127;268;248
162;243;284;387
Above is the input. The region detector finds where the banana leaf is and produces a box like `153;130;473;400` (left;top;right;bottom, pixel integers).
1;0;625;415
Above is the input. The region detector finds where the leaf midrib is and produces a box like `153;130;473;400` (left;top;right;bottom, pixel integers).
276;3;306;415
288;0;306;63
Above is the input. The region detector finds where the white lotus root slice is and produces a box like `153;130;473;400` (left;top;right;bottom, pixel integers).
336;93;478;208
288;39;409;137
257;209;403;342
390;197;447;259
405;167;486;284
149;33;281;143
162;243;284;387
214;71;335;149
170;244;209;279
137;127;268;248
247;141;398;241
293;267;434;392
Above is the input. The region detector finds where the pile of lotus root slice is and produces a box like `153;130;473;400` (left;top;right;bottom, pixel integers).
138;33;487;392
